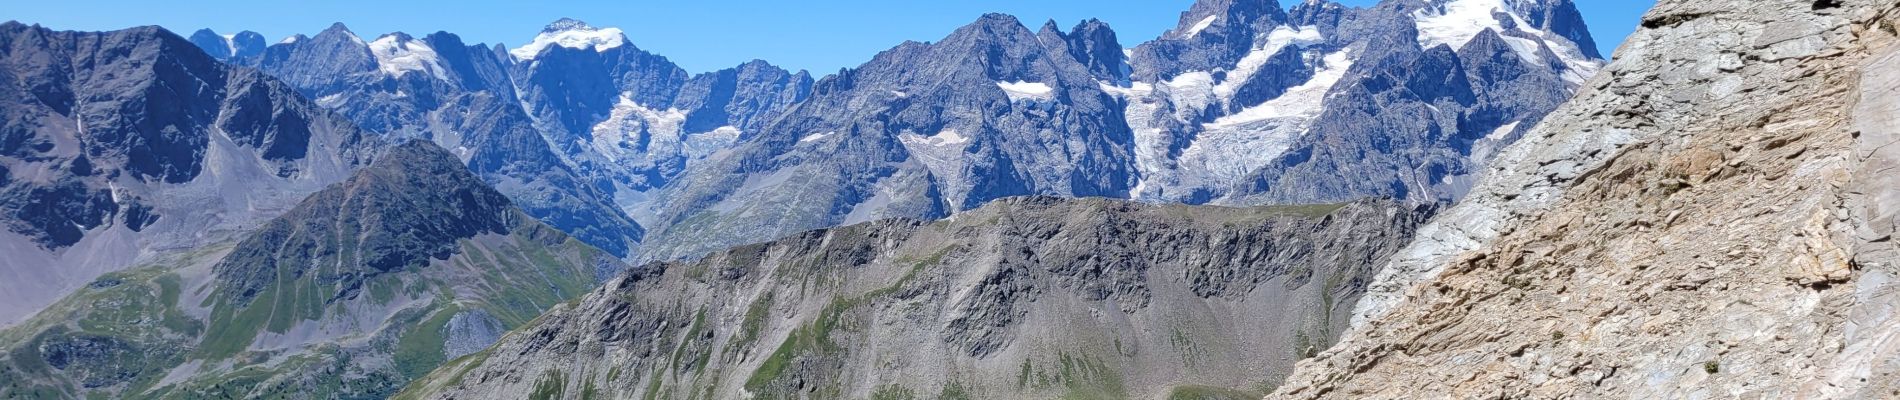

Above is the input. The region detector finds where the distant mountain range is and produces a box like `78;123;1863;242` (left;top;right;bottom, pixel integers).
165;0;1599;262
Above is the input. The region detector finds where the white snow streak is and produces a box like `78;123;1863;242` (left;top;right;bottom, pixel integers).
996;81;1056;102
799;132;835;143
1183;15;1219;39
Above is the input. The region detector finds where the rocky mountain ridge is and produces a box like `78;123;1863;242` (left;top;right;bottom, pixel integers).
175;0;1602;264
399;197;1434;399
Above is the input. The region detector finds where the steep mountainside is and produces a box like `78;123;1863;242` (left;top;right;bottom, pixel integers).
0;141;625;399
1273;0;1900;397
399;197;1433;399
0;22;375;326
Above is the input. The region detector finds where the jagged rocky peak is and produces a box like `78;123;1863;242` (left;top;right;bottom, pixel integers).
1173;0;1290;39
1288;0;1350;25
365;31;452;80
1039;18;1130;82
1133;0;1299;80
541;17;597;33
316;21;358;40
1404;0;1602;83
1414;0;1600;57
941;12;1039;46
187;28;266;61
511;17;628;59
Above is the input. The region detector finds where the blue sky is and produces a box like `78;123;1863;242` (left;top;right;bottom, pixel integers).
6;0;1655;74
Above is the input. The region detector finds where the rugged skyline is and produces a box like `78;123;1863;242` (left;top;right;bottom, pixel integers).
8;0;1651;73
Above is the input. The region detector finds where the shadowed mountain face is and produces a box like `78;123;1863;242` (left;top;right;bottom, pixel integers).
0;22;376;326
401;197;1434;399
0;141;625;399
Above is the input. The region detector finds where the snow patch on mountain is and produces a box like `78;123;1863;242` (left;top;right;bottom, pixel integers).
368;35;449;80
901;129;970;148
591;94;684;163
997;81;1056;102
1184;15;1219;39
1207;50;1352;130
511;20;628;60
1414;0;1520;50
799;132;835;143
1413;0;1603;85
589;94;742;175
1177;50;1353;184
1217;26;1325;100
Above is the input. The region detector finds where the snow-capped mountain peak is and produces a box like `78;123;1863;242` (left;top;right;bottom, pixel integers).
511;18;628;60
367;33;449;80
1413;0;1532;50
1412;0;1602;84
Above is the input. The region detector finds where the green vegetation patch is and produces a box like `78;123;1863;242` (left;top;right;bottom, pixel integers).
1166;384;1262;400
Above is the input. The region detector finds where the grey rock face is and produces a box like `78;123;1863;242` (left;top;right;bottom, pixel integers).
402;197;1434;399
1274;0;1900;398
0;22;374;326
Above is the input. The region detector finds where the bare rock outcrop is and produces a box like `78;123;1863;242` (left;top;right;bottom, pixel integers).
1275;0;1900;398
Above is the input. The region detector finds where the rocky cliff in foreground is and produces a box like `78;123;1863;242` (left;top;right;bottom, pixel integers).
1273;0;1900;398
399;197;1432;399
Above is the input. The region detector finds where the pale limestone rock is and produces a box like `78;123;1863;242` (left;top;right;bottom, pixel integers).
1279;0;1900;398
